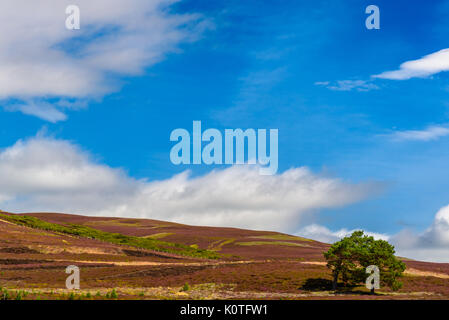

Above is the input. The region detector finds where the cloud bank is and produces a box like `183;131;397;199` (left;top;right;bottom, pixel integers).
0;0;208;121
0;135;377;232
391;205;449;262
297;205;449;263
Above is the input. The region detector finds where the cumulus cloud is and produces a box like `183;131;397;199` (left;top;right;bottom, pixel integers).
424;205;449;245
297;205;449;263
391;205;449;262
315;80;378;92
385;125;449;142
296;224;389;244
0;137;140;208
0;135;378;232
374;48;449;80
0;0;208;121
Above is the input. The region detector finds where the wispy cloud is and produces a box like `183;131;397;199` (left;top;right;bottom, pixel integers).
315;80;379;92
373;48;449;80
0;0;209;122
385;125;449;142
213;67;287;124
4;101;68;123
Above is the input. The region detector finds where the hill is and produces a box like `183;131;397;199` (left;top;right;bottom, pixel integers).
0;211;448;300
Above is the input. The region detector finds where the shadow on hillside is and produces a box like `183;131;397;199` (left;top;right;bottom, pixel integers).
301;278;374;295
301;278;334;291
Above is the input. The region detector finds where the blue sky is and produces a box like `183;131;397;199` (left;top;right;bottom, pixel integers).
1;0;449;261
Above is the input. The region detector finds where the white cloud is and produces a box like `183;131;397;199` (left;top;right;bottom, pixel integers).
296;224;389;244
390;205;449;263
4;101;68;123
426;205;449;245
0;135;378;232
374;48;449;80
0;0;208;121
297;205;449;263
386;125;449;142
315;80;378;92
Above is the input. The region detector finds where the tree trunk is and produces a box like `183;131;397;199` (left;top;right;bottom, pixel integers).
332;272;338;291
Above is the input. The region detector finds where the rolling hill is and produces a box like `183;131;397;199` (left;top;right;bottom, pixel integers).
0;211;448;300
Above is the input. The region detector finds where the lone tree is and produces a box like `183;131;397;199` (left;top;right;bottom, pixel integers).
324;231;406;293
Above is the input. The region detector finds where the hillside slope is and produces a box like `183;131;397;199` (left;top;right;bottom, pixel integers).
0;211;448;300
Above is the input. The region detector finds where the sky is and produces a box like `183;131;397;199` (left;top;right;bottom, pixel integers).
0;0;449;262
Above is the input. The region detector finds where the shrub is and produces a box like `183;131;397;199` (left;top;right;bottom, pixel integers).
181;283;190;292
106;289;118;299
1;289;10;300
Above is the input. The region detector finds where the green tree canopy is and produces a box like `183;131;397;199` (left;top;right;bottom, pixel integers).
324;231;406;293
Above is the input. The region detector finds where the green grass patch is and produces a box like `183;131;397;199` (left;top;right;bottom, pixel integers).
248;234;312;241
85;219;143;227
151;223;177;229
0;214;219;260
235;241;308;247
141;232;174;239
209;239;235;251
